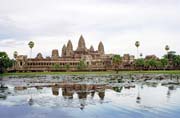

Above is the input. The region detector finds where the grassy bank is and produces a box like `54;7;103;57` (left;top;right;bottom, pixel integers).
1;70;180;76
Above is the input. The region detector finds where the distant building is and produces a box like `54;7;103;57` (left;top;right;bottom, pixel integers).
14;35;117;72
145;55;159;60
122;54;135;63
122;54;135;69
13;35;137;72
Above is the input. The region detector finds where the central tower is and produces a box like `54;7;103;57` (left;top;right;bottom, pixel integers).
76;35;87;52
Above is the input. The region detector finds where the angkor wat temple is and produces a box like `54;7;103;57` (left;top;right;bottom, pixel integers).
14;35;134;72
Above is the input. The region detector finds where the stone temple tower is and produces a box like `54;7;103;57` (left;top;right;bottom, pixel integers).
61;44;66;57
98;41;104;55
66;40;73;57
90;45;94;52
52;49;59;59
76;35;87;52
36;53;43;59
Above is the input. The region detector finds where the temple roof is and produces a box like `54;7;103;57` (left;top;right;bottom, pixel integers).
62;44;66;50
61;44;66;57
52;49;59;59
67;40;73;50
36;53;43;59
76;35;86;51
90;45;94;52
98;41;104;54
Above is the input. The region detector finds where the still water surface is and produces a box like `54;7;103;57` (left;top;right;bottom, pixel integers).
0;74;180;118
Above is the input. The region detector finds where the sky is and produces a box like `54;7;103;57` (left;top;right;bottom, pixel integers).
0;0;180;58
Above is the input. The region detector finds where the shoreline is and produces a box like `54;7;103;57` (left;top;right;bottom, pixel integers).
1;70;180;76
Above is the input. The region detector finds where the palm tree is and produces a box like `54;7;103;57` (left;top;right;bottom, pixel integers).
165;45;170;61
165;45;170;54
28;41;35;58
135;41;140;59
13;51;18;59
140;53;143;58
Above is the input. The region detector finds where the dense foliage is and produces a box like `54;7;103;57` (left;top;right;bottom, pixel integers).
112;55;122;73
77;60;86;70
0;52;14;73
134;51;180;70
64;63;70;71
112;55;122;64
52;63;61;70
135;58;145;68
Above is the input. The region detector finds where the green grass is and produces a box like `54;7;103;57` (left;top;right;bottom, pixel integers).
0;71;115;76
1;70;180;76
129;70;180;74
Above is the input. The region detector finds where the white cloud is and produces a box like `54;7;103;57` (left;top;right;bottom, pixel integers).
0;0;180;58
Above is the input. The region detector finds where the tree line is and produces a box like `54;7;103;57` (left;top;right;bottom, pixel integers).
1;41;180;73
0;52;14;73
135;52;180;70
112;42;180;72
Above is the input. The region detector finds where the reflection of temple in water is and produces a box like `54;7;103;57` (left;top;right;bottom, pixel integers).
52;86;59;96
167;85;176;99
52;84;105;100
0;82;8;100
51;83;106;109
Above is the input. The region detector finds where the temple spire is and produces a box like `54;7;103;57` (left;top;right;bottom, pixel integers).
77;35;86;51
67;40;73;51
98;41;104;55
66;40;73;57
90;45;94;52
61;44;66;57
52;49;59;59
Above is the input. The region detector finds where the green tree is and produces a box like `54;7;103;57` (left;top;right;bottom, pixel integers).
112;55;122;73
165;45;170;54
163;51;180;69
135;58;145;69
167;51;176;61
77;60;86;70
28;41;35;58
13;51;18;59
156;60;163;69
140;53;143;58
0;52;13;73
145;59;157;70
160;58;168;70
173;55;180;67
135;41;140;59
64;63;70;71
52;63;61;71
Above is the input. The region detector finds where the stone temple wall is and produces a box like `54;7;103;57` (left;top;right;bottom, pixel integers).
13;35;135;72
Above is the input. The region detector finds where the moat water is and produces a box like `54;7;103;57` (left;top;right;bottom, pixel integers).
0;74;180;118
